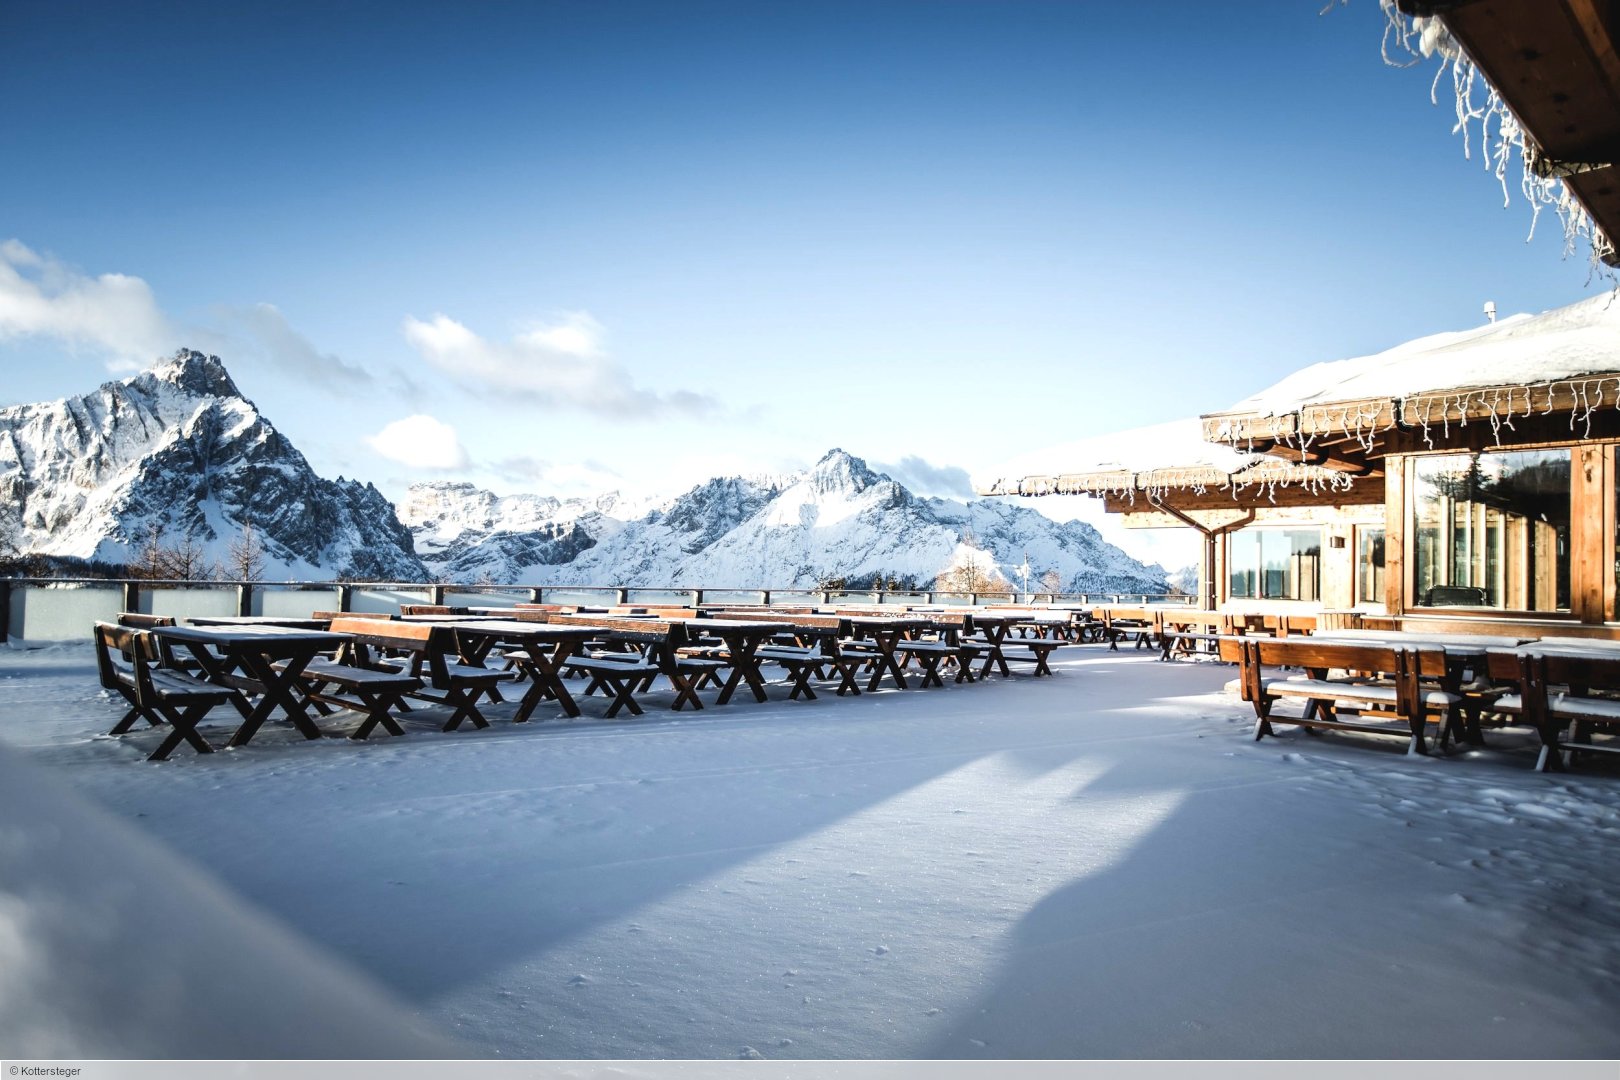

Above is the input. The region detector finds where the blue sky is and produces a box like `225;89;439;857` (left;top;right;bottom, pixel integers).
0;0;1605;564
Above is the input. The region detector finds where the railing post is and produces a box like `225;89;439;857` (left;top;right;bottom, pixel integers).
122;580;140;614
0;579;10;642
236;583;252;617
530;587;543;603
692;589;703;607
430;584;446;606
616;587;628;604
337;584;352;613
760;590;770;606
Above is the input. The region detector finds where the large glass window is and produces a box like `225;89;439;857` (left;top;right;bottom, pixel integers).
1357;527;1386;606
1228;528;1320;601
1411;449;1570;611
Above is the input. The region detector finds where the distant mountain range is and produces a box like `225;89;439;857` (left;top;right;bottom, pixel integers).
401;452;1169;592
1;351;1168;593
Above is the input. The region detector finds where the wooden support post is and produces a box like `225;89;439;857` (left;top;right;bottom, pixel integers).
530;587;543;603
236;584;252;617
430;584;446;606
122;580;140;614
616;587;629;604
337;584;352;613
760;590;771;606
0;579;10;642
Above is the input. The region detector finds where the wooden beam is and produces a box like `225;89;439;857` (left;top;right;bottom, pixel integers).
1385;457;1406;617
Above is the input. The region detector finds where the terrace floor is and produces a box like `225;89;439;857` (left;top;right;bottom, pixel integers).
1;643;1617;1059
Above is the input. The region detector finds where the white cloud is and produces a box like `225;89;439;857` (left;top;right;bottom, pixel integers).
873;454;975;499
0;240;176;370
217;303;376;388
402;310;713;418
365;414;470;471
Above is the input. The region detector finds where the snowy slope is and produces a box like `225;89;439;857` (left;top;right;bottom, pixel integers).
0;351;425;579
403;450;1168;592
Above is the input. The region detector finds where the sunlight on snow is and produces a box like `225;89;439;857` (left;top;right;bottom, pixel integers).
455;752;1183;1055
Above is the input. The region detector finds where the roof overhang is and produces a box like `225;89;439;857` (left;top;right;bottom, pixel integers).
1413;0;1620;264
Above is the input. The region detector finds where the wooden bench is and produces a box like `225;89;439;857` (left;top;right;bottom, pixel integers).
276;618;428;738
993;638;1067;676
689;612;871;698
320;618;510;732
94;623;235;760
1228;636;1459;756
1485;649;1620;772
549;616;724;714
897;613;983;686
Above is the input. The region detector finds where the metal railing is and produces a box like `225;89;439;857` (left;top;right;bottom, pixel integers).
0;577;1194;643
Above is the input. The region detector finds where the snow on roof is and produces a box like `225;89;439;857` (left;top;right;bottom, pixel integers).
1223;291;1620;418
973;418;1261;495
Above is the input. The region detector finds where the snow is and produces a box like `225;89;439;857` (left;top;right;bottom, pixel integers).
974;418;1259;495
1223;291;1620;419
3;642;1618;1059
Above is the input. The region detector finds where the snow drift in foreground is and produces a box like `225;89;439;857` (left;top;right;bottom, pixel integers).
2;644;1616;1059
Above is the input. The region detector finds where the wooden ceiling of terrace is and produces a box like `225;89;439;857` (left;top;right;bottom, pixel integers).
1435;0;1620;263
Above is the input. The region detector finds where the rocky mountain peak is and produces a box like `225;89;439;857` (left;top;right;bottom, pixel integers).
807;448;880;495
146;349;244;401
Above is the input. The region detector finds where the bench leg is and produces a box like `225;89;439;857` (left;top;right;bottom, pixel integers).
667;670;705;711
601;676;644;718
350;690;408;740
1252;699;1275;741
783;663;817;701
148;703;217;761
439;685;491;731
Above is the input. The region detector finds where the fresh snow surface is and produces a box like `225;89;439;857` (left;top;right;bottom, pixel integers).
3;644;1618;1059
975;418;1258;493
1223;291;1620;418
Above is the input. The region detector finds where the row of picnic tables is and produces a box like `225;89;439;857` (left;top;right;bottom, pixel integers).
116;604;1082;757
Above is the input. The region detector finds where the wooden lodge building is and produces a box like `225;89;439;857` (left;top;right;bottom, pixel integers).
979;0;1620;637
980;295;1620;636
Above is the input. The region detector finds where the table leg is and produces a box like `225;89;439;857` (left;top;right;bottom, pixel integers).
514;640;580;721
225;649;324;747
716;634;770;705
978;626;1010;679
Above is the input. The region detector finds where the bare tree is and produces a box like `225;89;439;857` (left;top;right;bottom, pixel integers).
1040;568;1064;596
129;521;171;579
165;528;215;581
226;520;266;582
935;528;997;594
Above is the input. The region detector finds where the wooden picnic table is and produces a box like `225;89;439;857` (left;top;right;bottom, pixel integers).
1157;610;1228;660
435;619;603;721
667;617;795;704
1484;641;1620;770
1311;629;1539;745
839;616;931;691
151;624;351;747
186;615;333;630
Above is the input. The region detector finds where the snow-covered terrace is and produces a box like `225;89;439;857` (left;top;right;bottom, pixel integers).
973;419;1346;501
3;642;1617;1059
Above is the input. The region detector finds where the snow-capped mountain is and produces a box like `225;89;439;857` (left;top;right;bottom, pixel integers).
402;450;1168;593
0;351;424;579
